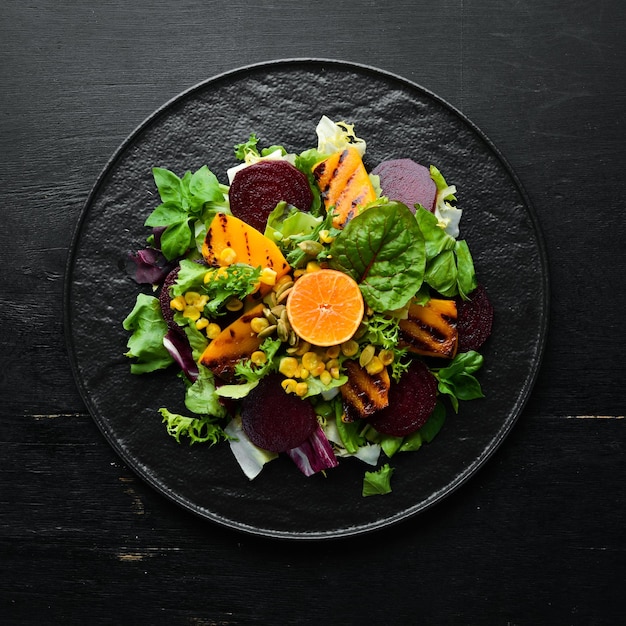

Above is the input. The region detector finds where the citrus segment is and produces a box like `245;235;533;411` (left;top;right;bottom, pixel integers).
286;269;365;347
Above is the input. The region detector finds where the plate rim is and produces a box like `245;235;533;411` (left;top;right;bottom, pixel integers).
63;57;550;540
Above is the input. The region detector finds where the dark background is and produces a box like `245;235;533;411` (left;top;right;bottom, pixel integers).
1;1;624;624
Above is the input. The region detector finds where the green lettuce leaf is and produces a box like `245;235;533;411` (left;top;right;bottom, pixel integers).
122;293;173;374
159;408;228;445
362;463;395;496
183;365;227;418
329;201;425;312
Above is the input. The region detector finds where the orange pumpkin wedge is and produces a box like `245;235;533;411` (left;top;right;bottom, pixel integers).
198;302;266;381
202;212;290;280
398;298;458;359
312;147;377;228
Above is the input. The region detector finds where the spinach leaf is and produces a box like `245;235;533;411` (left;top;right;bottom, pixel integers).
433;351;485;412
329;201;425;312
415;207;477;299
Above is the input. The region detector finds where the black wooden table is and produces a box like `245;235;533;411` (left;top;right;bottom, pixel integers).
2;1;624;623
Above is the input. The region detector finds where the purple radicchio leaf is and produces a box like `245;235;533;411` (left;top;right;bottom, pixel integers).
126;247;176;285
163;328;198;382
286;423;339;477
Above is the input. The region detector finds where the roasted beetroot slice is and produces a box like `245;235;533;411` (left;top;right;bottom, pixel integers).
159;265;181;332
456;284;494;352
368;360;438;437
229;160;313;232
371;158;437;213
241;373;318;453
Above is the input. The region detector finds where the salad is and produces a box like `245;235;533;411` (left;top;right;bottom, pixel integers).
123;116;493;496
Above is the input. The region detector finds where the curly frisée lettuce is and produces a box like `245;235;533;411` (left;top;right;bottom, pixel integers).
122;115;492;498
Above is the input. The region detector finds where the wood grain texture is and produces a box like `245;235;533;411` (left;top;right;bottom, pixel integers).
1;0;624;623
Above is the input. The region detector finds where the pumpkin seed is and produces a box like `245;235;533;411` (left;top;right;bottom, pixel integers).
264;291;278;308
359;344;376;368
277;319;290;342
257;324;277;339
298;240;324;256
276;286;293;304
275;280;294;300
263;307;277;325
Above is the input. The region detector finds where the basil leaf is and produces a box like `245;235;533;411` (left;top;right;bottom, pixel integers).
433;351;485;413
188;166;225;208
144;201;187;227
159;220;193;261
152;167;183;204
329;201;425;312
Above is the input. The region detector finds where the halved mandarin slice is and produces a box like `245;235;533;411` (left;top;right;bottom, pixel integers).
286;269;364;347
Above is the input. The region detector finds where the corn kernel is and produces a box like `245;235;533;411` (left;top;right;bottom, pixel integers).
310;362;326;378
251;350;267;366
206;323;221;339
203;270;214;284
326;358;340;371
281;378;298;394
319;229;335;244
215;267;229;280
319;370;332;386
170;296;186;311
184;291;201;305
279;357;300;379
196;295;209;309
219;247;237;265
365;355;384;375
250;316;270;334
301;351;320;372
259;267;278;286
329;366;341;379
306;261;322;273
183;305;201;321
299;368;310;380
195;317;209;330
295;382;308;397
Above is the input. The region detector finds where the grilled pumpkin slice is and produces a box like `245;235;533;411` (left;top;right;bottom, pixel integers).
313;147;377;228
340;359;390;421
202;212;290;276
198;303;265;381
399;298;458;359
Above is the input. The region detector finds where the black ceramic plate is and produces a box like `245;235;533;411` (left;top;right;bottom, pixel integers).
65;59;548;539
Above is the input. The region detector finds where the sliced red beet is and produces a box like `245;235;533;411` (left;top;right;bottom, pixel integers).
368;360;438;437
456;284;494;352
371;158;437;213
241;373;318;453
229;160;313;232
159;265;181;332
